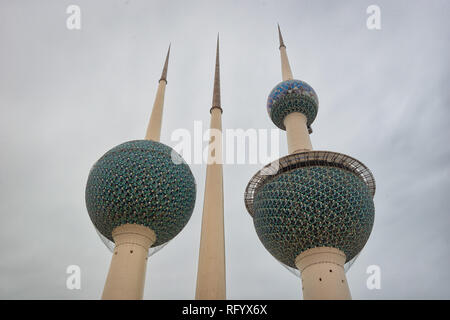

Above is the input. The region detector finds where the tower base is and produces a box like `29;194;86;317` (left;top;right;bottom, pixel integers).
295;247;351;300
102;224;156;300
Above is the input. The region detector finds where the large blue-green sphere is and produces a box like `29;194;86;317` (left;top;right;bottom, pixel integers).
253;166;374;268
85;140;196;247
267;79;319;130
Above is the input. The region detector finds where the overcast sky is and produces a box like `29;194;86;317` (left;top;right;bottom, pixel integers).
0;0;449;299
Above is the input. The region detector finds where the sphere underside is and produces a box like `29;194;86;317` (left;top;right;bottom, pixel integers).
267;79;318;130
253;166;374;268
85;140;196;246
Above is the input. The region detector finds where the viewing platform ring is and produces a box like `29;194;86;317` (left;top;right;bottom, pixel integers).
244;150;376;217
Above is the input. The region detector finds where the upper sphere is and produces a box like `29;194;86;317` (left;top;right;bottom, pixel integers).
267;79;319;130
85;140;196;246
253;166;374;268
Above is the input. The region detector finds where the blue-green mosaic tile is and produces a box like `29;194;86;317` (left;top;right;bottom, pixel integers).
85;140;196;246
267;79;319;130
253;166;374;267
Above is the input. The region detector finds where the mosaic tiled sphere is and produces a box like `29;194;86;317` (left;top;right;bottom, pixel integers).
85;140;196;247
253;166;374;268
267;79;319;130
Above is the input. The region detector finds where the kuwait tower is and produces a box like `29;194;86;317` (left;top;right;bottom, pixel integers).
85;46;196;300
244;25;376;299
195;36;226;300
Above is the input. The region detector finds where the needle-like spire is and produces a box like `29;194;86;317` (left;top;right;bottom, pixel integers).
211;34;222;111
277;24;293;80
145;45;170;141
277;23;285;48
196;33;226;300
159;43;171;83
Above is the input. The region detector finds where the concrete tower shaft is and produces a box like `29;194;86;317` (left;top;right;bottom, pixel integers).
278;24;293;81
145;44;171;142
296;247;351;299
102;224;156;299
195;35;226;300
101;46;172;299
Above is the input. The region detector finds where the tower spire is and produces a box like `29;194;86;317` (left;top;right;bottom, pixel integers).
277;23;285;48
159;44;171;83
277;24;293;81
195;35;226;300
211;34;222;111
145;45;170;141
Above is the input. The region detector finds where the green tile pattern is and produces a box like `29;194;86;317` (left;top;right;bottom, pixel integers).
85;140;196;246
253;166;374;267
267;79;319;130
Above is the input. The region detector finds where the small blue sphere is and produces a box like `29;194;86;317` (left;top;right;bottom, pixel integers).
85;140;196;246
253;166;374;268
267;79;319;130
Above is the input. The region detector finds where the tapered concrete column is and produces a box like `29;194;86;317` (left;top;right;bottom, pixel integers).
278;25;312;154
278;25;293;81
195;107;226;300
145;80;166;142
295;247;351;300
284;112;312;154
196;36;226;300
280;46;293;81
102;224;156;300
144;45;170;142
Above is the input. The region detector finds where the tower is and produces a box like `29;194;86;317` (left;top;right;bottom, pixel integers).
244;25;376;299
195;36;226;300
85;46;196;300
